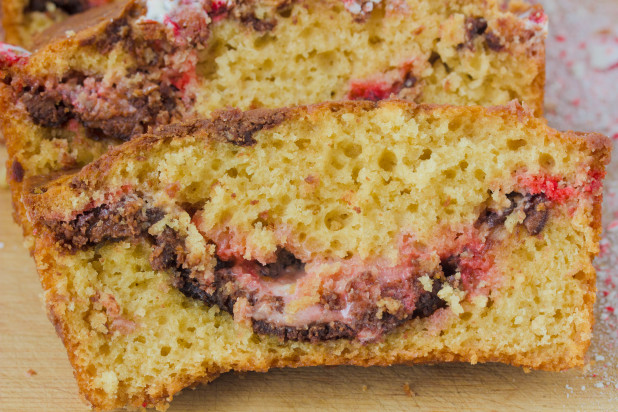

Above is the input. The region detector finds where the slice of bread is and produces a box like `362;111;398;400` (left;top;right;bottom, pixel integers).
1;0;115;47
0;0;547;240
23;101;610;410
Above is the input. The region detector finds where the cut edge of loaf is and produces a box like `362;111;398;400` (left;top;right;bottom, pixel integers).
21;101;611;410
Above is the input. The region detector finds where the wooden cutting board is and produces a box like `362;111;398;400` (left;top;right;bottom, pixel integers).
0;184;615;411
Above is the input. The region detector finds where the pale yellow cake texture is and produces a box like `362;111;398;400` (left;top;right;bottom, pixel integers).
25;101;610;410
0;0;546;237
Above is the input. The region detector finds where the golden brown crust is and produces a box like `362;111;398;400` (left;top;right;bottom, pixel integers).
0;82;37;242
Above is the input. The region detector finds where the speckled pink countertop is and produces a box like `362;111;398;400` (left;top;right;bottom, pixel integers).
537;0;618;397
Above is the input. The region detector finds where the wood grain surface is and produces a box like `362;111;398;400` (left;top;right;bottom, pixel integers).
0;188;616;411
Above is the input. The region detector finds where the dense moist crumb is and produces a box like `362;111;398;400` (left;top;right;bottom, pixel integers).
0;1;548;271
0;0;546;197
20;101;610;410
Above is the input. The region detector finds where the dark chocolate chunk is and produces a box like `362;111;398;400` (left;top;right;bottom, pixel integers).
523;194;549;235
208;108;290;146
27;0;88;14
465;17;488;38
80;17;130;54
214;257;234;271
458;17;488;50
150;227;187;272
47;196;160;250
440;255;460;278
477;192;551;235
81;115;144;142
172;269;210;302
179;200;206;217
402;73;417;89
413;289;446;318
485;32;505;51
210;269;254;314
252;320;355;343
11;160;25;183
259;248;304;278
145;208;165;225
240;13;277;32
320;291;345;311
413;273;448;318
477;192;520;228
78;87;177;141
22;88;72;128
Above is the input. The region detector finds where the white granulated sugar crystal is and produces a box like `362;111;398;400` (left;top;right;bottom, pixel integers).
581;385;586;390
570;61;586;80
594;382;604;389
595;355;606;362
348;2;361;14
142;0;181;23
0;242;4;249
589;41;618;71
0;42;31;56
519;8;549;37
342;0;381;15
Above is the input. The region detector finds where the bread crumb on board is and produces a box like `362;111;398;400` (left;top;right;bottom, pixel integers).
403;383;415;397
